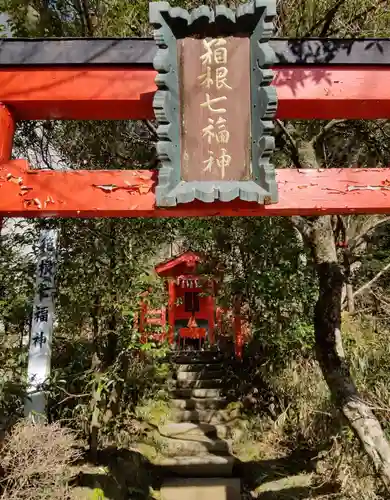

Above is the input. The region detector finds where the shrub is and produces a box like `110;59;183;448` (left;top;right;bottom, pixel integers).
0;420;81;500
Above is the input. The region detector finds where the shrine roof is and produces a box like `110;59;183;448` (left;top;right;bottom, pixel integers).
155;251;202;277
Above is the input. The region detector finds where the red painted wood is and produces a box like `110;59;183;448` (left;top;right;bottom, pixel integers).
3;161;390;217
139;300;147;344
161;306;166;331
0;66;389;120
234;314;243;360
148;309;162;315
138;303;167;342
155;251;201;277
146;308;166;327
149;333;166;342
273;67;390;119
179;327;206;339
0;68;155;121
0;104;15;161
207;295;215;346
168;280;176;345
146;317;162;326
0;104;15;233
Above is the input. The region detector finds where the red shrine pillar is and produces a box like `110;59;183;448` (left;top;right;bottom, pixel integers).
0;104;15;236
234;315;243;359
207;294;215;345
168;279;176;345
139;300;147;344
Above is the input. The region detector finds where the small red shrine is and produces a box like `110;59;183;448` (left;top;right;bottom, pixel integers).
137;251;247;358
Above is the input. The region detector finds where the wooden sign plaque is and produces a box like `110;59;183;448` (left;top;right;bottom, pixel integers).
150;1;278;207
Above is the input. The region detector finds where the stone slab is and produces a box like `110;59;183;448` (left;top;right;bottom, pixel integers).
172;408;240;424
175;379;223;389
159;422;235;440
171;398;227;411
158;455;234;477
158;436;229;456
170;388;222;399
176;363;224;372
159;422;218;438
177;370;225;381
161;477;240;500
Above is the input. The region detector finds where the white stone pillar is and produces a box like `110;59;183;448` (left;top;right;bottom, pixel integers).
24;228;58;420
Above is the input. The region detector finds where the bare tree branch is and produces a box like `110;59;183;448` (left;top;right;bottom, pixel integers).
342;261;390;310
143;120;158;141
311;119;346;147
349;217;390;252
81;0;94;36
373;121;390;141
304;0;348;37
290;216;312;242
329;0;389;36
72;0;87;36
319;0;348;37
275;119;303;168
276;119;297;149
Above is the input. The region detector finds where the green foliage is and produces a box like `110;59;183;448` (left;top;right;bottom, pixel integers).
178;216;316;359
0;222;37;423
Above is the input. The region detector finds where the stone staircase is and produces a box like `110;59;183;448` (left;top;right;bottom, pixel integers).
156;350;236;477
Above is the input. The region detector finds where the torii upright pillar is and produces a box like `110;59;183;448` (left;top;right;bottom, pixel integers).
168;279;176;345
0;103;13;240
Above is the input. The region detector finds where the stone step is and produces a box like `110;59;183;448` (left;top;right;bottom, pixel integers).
172;408;239;425
157;455;234;477
171;398;227;411
159;422;221;439
159;436;229;457
176;370;225;381
176;363;224;373
174;379;223;389
159;422;236;441
172;352;225;364
170;388;223;399
161;478;241;500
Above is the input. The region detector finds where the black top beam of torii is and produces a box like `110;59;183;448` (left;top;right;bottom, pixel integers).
0;37;389;66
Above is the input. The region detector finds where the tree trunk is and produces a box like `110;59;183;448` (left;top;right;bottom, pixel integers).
105;220;118;367
102;221;122;424
346;283;355;313
311;216;390;490
88;292;101;461
89;352;102;463
88;220;121;458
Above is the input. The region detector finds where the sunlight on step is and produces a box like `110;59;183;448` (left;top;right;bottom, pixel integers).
161;478;240;500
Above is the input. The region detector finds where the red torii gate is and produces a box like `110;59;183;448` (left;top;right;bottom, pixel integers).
0;36;390;217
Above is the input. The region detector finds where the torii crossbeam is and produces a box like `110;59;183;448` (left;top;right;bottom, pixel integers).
1;34;390;216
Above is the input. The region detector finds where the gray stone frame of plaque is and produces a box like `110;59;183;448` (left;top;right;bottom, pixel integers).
149;0;278;207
